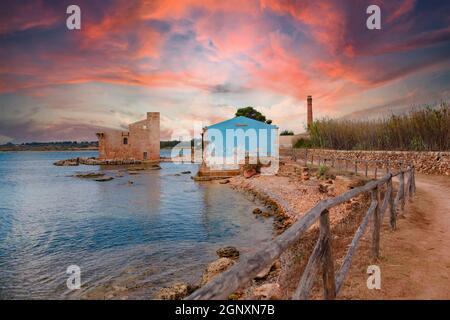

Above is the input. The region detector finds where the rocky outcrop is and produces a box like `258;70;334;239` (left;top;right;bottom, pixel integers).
200;258;235;286
216;246;240;259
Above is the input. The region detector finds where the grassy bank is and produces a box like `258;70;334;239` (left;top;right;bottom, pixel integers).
307;103;449;151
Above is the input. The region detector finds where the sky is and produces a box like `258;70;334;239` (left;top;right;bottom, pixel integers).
0;0;449;143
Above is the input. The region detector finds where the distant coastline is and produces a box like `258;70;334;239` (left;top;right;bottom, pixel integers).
0;140;181;152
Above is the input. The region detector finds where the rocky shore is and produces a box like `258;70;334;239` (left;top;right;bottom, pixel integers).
153;160;371;300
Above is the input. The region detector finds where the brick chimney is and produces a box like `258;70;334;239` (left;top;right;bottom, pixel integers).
307;95;313;129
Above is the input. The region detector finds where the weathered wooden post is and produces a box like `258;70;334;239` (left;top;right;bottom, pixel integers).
371;186;381;259
293;209;336;300
388;177;396;230
400;171;405;211
320;209;336;300
365;161;368;177
409;167;415;198
354;161;358;174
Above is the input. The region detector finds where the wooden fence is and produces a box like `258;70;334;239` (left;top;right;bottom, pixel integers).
187;153;416;300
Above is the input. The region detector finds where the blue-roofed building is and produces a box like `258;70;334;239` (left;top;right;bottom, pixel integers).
201;116;279;172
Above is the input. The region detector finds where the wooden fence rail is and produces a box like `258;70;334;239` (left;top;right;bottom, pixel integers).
187;152;416;300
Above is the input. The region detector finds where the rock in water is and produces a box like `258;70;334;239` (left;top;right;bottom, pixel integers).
94;176;114;182
200;258;235;286
216;246;240;259
53;159;79;166
74;172;105;178
252;208;262;215
181;171;191;174
155;282;197;300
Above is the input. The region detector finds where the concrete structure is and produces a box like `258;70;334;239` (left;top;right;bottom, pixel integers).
307;95;313;129
202;116;278;170
96;112;160;161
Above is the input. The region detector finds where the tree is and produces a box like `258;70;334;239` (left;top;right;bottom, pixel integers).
235;106;272;124
280;130;294;136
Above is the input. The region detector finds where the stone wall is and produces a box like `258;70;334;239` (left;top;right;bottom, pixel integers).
290;148;450;176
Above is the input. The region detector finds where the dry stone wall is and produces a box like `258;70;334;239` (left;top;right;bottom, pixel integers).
290;148;450;176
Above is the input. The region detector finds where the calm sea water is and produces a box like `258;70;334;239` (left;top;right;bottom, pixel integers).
0;151;273;299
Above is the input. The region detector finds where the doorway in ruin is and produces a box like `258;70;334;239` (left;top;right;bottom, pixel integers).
143;152;148;160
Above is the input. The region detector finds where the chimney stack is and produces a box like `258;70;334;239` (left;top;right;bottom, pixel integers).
307;95;313;129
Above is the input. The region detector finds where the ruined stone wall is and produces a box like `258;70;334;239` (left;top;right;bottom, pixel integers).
97;130;130;160
291;148;450;176
128;112;160;160
97;112;160;161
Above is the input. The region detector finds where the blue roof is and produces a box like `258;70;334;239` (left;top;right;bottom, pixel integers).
207;116;278;130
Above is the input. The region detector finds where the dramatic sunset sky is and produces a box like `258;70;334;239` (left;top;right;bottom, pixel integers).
1;0;449;142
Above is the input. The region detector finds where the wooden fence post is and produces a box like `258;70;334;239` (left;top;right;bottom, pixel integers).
365;161;368;177
371;187;381;259
409;167;415;198
320;209;336;300
400;171;405;211
388;178;396;230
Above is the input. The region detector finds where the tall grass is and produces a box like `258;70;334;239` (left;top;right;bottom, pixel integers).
308;103;450;151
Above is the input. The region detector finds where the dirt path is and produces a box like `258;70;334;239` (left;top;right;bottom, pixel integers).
338;174;450;299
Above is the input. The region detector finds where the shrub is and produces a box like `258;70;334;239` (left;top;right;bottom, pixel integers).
317;165;329;178
294;138;313;149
